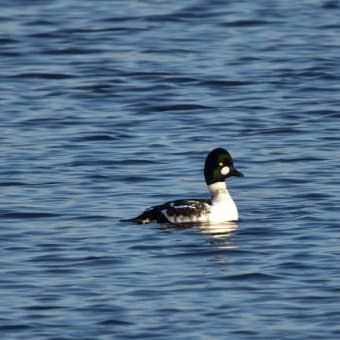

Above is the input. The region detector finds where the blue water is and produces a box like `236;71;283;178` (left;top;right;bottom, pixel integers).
1;0;340;338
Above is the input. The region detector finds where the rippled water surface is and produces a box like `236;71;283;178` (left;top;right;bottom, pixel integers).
1;0;340;339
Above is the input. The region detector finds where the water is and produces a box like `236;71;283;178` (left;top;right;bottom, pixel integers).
1;0;340;338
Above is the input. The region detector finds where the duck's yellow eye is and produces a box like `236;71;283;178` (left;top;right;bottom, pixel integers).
219;162;224;167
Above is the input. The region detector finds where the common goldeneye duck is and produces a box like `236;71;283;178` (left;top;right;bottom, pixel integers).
127;148;244;224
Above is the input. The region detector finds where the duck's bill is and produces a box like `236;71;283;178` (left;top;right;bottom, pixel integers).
230;167;244;177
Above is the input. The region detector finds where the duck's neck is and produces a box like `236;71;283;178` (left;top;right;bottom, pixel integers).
208;181;231;200
208;181;239;221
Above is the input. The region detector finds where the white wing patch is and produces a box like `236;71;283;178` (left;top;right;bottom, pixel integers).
161;200;211;224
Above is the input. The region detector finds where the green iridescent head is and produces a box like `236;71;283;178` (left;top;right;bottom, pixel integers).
204;148;243;185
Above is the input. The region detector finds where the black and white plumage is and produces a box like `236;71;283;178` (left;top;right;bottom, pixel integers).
132;199;212;224
126;148;244;224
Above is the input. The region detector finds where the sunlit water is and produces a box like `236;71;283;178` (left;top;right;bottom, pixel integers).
1;0;340;339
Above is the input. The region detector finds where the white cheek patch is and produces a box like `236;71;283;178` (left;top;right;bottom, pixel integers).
220;166;230;176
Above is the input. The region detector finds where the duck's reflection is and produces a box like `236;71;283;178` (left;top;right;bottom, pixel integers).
196;221;238;239
162;221;238;248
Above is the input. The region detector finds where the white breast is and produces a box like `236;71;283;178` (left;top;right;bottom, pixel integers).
208;182;239;222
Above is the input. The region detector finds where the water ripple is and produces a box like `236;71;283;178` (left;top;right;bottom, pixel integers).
1;0;340;339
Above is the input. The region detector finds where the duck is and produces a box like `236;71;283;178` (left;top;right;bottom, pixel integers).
126;148;243;224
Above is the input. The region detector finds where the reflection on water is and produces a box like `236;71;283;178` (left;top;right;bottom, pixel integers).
3;0;340;338
163;221;238;246
196;221;238;240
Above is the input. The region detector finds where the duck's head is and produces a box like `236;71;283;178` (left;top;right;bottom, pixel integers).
204;148;244;185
